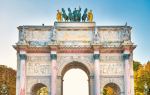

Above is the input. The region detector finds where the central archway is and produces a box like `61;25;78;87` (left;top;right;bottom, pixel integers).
59;61;91;95
63;69;89;95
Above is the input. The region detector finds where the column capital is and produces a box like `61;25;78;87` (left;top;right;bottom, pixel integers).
19;51;27;60
93;54;100;60
123;53;130;60
51;54;57;60
50;51;57;60
19;54;27;60
93;50;100;60
123;50;130;60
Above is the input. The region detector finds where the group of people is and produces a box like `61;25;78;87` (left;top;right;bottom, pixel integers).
56;7;93;22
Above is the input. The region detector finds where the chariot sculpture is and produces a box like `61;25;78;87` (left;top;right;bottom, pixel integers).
56;7;93;22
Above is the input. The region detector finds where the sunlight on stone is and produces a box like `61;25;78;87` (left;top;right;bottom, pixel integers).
63;69;89;95
37;87;48;95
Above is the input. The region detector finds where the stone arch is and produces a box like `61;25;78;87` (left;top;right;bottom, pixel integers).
57;59;93;77
103;82;121;95
31;83;48;95
57;61;93;95
61;61;91;77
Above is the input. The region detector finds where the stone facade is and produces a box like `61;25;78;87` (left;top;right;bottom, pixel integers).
13;22;136;95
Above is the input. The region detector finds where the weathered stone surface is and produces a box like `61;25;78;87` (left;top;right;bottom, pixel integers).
14;22;135;95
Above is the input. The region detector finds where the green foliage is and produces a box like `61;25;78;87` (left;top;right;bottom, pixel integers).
133;61;142;71
134;61;150;95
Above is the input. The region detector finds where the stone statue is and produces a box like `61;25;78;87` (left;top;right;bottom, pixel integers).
82;8;88;22
62;8;68;22
123;22;130;41
68;8;73;22
77;7;81;22
93;28;100;44
56;7;92;22
72;7;82;22
0;82;9;95
56;10;62;22
18;25;27;44
51;27;57;42
88;10;93;22
73;8;78;21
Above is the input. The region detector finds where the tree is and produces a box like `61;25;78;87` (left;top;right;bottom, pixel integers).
133;61;150;95
133;61;142;71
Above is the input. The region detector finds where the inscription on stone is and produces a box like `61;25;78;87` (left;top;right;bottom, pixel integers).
25;30;50;41
100;63;123;75
100;54;123;62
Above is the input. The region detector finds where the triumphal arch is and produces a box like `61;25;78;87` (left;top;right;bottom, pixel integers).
13;8;136;95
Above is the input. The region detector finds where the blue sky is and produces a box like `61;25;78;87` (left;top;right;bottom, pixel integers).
0;0;150;69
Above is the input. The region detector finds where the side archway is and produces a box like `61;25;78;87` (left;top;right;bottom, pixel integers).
103;83;121;95
31;83;48;95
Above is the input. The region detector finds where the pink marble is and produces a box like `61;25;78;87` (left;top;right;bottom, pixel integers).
19;59;26;95
94;59;100;95
51;59;57;95
125;58;131;95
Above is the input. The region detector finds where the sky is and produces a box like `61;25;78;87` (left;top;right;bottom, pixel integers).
0;0;150;70
0;0;150;95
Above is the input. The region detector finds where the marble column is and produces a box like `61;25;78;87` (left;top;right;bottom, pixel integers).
50;51;57;95
123;50;131;95
19;50;27;95
93;51;100;95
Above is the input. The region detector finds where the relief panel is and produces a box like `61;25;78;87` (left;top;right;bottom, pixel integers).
57;30;93;42
25;30;50;41
100;53;123;63
100;53;124;75
26;77;50;93
26;54;51;76
99;30;122;42
100;63;124;75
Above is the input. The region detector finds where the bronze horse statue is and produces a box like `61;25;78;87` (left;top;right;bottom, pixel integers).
62;8;68;21
82;8;88;22
68;8;73;22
